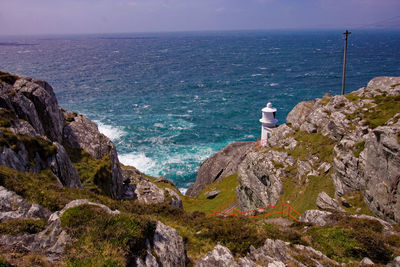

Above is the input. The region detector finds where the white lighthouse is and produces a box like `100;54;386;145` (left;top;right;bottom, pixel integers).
259;102;277;146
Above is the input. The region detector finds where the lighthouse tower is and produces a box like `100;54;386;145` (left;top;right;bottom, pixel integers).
259;102;278;146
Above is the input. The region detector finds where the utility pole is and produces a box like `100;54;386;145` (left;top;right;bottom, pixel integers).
341;29;351;95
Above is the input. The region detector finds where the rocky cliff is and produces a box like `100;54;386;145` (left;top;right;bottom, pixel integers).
192;76;400;224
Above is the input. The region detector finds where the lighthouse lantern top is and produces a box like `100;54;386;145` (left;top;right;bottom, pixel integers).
262;102;277;113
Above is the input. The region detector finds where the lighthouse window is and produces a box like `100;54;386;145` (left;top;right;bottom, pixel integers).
273;111;276;118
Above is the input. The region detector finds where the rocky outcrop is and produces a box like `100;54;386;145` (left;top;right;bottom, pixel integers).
0;75;82;189
236;149;294;211
316;191;344;212
63;114;124;198
196;244;239;267
0;199;121;262
186;142;253;197
136;221;187;267
197;239;339;266
0;186;51;222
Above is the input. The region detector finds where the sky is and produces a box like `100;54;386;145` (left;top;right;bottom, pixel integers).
1;0;399;35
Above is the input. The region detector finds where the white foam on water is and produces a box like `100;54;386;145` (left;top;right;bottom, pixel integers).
118;152;157;175
179;188;188;195
270;83;279;87
95;121;127;142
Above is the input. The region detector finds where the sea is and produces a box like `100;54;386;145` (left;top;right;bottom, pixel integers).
1;30;399;193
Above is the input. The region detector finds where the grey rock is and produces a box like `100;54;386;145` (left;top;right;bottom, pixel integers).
135;179;166;205
286;100;316;129
362;125;400;223
236;150;285;211
316;191;345;212
136;221;187;267
13;77;65;143
49;199;120;223
360;257;374;265
392;256;400;267
0;186;51;222
266;124;295;148
299;210;334;226
153;221;187;267
165;188;183;209
186;142;253;197
196;244;239;267
206;190;221;199
47;142;81;188
245;238;338;266
63;114;124;199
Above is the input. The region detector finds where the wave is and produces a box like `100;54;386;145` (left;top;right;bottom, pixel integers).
118;152;156;175
95;121;127;142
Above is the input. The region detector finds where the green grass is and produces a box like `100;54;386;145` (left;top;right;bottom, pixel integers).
61;205;156;266
183;173;238;214
341;191;374;216
66;146;115;197
353;141;365;158
346;93;400;129
0;166;115;212
289;131;336;164
307;226;362;262
344;92;361;103
0;218;46;235
276;172;336;215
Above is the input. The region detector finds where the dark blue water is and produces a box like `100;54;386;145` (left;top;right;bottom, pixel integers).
1;30;399;192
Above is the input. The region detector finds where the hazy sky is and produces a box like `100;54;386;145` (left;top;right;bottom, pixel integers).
1;0;399;35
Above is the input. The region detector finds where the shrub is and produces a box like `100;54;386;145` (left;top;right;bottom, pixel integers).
61;205;156;264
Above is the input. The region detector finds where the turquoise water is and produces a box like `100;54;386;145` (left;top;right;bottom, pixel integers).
1;30;399;192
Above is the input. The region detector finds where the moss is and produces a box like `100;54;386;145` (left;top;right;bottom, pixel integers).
0;218;46;235
61;205;156;265
353;141;365;158
0;71;17;85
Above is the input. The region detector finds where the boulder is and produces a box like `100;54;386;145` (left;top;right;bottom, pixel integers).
299;210;334;226
186;142;253;197
286;100;316;129
360;257;374;265
316;192;344;212
236;150;293;211
0;186;51;222
195;244;239;267
136;221;187;267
